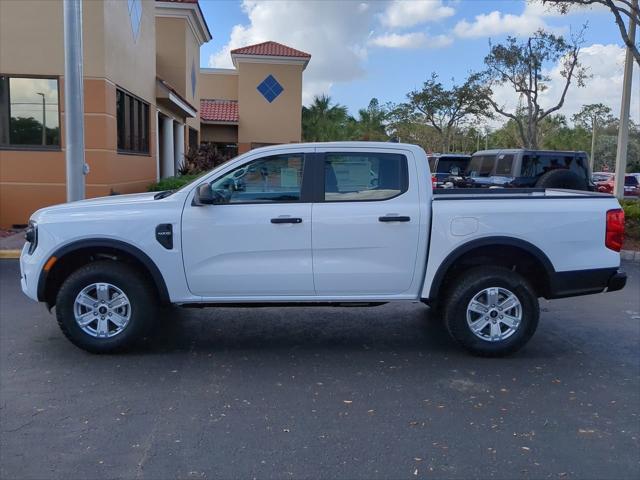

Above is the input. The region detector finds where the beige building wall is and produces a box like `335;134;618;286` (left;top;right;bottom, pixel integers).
156;17;188;97
0;0;158;228
236;61;303;153
199;71;239;100
156;15;201;149
201;124;238;143
185;18;201;143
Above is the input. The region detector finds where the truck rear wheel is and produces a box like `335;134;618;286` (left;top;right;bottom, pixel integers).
55;261;156;353
443;266;539;357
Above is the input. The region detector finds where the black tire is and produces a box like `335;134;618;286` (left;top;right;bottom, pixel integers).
535;169;587;190
55;261;157;353
443;266;539;357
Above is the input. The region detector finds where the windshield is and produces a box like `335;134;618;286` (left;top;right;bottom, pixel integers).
436;157;470;174
626;176;639;186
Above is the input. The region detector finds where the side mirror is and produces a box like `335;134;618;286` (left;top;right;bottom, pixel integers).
194;183;226;205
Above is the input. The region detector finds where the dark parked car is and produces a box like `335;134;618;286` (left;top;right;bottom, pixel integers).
427;154;471;188
454;149;593;190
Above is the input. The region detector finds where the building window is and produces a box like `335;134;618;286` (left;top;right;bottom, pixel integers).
0;76;60;149
188;127;198;152
116;88;149;154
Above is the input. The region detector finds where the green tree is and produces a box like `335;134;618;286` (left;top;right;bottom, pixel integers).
302;94;350;142
572;103;614;169
353;98;388;141
543;0;640;66
481;28;588;148
401;73;492;152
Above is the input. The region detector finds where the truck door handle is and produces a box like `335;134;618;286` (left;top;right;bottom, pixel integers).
379;215;411;222
271;217;303;224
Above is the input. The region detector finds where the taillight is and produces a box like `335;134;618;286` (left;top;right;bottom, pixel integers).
432;175;437;189
605;208;624;252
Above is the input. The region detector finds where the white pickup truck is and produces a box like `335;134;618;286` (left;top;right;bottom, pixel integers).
20;142;627;356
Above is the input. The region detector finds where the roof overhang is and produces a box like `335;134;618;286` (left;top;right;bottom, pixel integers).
156;78;197;118
200;67;239;76
201;120;239;126
155;1;212;45
231;54;310;70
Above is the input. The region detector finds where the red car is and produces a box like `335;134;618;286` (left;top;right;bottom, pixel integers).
595;174;640;196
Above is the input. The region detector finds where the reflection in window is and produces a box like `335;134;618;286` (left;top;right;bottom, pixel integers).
211;154;305;203
324;152;407;201
116;88;149;154
0;76;60;147
465;155;494;177
495;154;514;176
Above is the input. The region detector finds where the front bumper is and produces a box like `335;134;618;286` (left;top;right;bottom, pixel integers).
19;243;42;302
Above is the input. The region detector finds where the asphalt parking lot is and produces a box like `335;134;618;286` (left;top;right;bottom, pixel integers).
1;259;639;480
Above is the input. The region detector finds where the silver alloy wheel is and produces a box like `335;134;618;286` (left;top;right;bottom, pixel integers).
466;287;522;342
73;283;132;338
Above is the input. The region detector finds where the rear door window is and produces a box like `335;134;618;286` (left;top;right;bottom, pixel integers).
494;154;514;175
324;152;408;201
522;153;589;180
466;155;494;177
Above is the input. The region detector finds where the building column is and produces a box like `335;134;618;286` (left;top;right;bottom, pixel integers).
174;121;185;174
161;115;175;178
155;110;161;181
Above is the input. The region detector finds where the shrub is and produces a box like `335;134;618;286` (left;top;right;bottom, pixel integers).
621;199;640;241
148;174;201;192
178;143;227;176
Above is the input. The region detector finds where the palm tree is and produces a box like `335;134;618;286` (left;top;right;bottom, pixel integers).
354;98;388;141
302;95;349;141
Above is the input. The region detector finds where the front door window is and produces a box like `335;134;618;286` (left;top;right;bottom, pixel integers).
210;153;305;203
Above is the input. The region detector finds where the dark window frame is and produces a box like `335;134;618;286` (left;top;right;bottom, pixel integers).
0;74;62;151
116;86;150;155
316;152;409;203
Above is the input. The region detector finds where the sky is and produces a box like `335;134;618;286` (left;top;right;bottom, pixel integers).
198;0;639;125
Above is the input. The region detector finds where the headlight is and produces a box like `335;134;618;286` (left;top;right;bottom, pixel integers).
25;220;37;254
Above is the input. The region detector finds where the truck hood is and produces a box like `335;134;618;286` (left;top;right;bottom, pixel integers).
72;191;160;206
31;191;168;222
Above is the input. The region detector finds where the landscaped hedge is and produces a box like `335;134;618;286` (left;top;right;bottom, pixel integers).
621;199;640;241
147;174;201;192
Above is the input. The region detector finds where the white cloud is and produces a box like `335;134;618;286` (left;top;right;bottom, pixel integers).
368;32;452;49
209;0;378;104
380;0;455;29
488;44;640;127
453;1;564;38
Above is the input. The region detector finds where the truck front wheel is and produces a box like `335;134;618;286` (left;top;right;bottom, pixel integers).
443;267;539;357
55;261;157;353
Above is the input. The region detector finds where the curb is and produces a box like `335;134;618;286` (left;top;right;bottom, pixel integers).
621;250;640;262
0;250;21;259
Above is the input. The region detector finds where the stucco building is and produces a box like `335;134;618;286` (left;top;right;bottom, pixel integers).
0;0;309;228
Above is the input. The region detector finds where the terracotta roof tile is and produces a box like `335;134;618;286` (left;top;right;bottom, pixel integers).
231;41;311;59
200;99;239;123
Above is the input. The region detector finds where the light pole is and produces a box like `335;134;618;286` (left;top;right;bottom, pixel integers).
36;92;46;145
589;115;597;172
613;0;637;199
63;0;86;202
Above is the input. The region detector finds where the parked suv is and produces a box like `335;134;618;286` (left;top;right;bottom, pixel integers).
455;149;593;190
427;154;471;188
